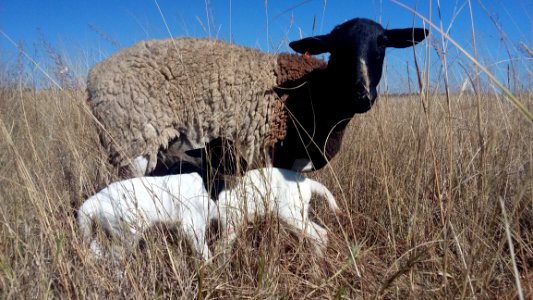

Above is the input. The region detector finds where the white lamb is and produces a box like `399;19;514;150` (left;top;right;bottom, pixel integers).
216;168;341;256
78;173;215;261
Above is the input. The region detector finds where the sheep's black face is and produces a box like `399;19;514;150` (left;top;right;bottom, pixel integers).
327;19;386;113
290;18;428;113
277;18;429;172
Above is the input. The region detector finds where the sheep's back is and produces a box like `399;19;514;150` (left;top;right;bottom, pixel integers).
87;38;279;170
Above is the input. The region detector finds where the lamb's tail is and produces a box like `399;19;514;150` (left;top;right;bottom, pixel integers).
77;200;96;243
77;199;108;259
307;179;342;216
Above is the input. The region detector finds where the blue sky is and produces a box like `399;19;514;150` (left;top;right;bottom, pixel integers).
1;0;532;91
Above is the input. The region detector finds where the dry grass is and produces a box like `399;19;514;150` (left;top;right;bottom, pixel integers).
0;81;531;298
1;5;532;296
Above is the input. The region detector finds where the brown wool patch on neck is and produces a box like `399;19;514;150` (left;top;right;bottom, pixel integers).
275;53;327;86
265;93;289;147
267;54;326;149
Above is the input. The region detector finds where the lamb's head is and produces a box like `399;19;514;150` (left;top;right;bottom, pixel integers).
289;18;428;113
185;137;248;177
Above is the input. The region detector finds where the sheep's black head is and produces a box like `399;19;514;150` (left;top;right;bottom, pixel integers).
290;18;428;113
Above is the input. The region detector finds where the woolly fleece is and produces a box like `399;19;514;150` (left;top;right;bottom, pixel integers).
88;38;281;172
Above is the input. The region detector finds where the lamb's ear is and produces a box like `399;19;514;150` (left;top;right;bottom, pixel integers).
185;137;225;158
383;28;428;48
289;34;331;55
185;147;205;158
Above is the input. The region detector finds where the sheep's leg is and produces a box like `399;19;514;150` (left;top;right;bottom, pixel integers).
131;156;149;176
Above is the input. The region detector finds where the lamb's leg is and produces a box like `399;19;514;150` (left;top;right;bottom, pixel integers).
110;226;141;279
217;224;237;259
89;239;105;259
181;215;212;261
225;227;237;248
190;218;212;261
307;179;341;216
88;217;132;261
307;221;328;256
112;224;141;261
283;217;328;256
216;203;240;259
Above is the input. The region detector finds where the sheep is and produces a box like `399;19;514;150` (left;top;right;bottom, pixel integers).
215;167;341;256
77;172;216;261
87;17;428;176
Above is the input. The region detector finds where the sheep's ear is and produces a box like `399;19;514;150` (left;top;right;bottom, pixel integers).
383;28;428;48
289;34;331;55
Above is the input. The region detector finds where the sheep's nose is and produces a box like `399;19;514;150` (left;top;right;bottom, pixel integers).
354;81;370;98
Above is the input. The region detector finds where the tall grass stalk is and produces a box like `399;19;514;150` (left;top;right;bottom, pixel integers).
1;2;532;298
498;197;524;300
392;0;533;123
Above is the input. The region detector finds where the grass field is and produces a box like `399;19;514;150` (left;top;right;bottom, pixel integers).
1;81;531;298
1;2;532;297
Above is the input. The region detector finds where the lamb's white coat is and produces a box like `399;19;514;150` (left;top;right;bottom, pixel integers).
78;173;215;261
216;168;341;255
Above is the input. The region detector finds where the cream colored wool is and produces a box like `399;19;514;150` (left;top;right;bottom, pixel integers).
88;38;279;172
